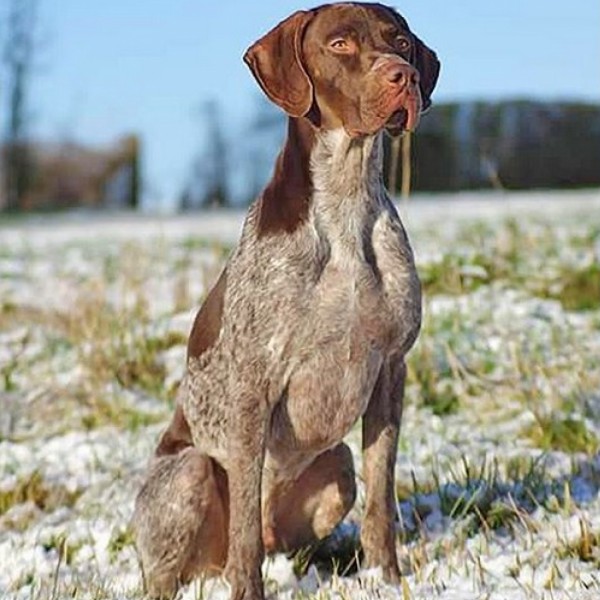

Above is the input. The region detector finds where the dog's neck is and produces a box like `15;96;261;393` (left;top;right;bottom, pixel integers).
256;117;385;238
310;127;384;262
311;127;384;201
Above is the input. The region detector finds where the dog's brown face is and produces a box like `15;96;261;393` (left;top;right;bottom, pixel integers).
244;2;440;137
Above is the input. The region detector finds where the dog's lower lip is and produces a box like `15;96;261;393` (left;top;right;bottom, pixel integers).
387;90;421;132
386;109;407;132
387;110;406;125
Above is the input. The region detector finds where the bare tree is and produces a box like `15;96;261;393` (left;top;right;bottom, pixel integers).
181;99;230;210
2;0;39;211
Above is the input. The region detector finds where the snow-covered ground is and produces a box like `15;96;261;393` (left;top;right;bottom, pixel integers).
1;189;600;599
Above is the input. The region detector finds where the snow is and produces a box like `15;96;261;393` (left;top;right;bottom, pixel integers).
1;189;599;599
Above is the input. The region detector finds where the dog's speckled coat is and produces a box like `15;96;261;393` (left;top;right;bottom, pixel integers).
132;4;439;599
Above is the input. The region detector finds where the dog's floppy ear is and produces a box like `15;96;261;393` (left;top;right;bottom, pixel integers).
244;10;314;118
412;34;440;111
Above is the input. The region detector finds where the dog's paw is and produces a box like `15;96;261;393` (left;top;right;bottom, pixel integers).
224;566;265;600
381;561;402;585
362;546;402;586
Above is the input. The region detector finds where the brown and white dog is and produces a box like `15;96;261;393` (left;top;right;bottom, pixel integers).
132;3;440;599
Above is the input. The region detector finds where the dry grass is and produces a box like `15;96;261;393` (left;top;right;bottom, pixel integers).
1;204;600;599
0;471;81;517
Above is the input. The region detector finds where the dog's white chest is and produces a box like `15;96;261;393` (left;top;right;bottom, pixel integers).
310;200;419;344
268;206;416;446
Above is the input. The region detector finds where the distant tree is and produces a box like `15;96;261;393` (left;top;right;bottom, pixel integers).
383;100;600;192
181;99;230;210
1;0;40;211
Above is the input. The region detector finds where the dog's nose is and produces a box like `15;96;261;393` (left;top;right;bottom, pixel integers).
383;62;419;86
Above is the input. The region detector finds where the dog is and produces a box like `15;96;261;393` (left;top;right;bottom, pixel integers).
132;3;439;598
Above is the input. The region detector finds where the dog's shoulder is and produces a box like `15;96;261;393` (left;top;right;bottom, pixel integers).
187;267;228;361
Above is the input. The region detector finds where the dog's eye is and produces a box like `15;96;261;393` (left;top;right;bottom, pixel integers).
396;36;411;52
330;38;349;51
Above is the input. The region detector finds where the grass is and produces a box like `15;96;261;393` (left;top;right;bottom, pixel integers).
78;396;167;432
387;452;600;599
556;518;600;566
527;413;599;455
41;533;85;567
1;203;600;599
57;283;177;400
419;218;528;296
398;454;562;541
0;238;230;436
0;471;81;517
542;262;600;311
107;526;136;561
419;217;600;310
290;530;363;580
0;294;182;435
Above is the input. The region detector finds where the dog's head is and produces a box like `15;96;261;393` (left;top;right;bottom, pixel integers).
244;2;440;137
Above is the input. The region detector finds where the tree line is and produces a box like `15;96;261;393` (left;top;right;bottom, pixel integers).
185;98;600;210
1;0;598;212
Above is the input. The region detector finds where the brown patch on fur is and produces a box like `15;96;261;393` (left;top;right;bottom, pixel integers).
244;10;315;118
187;267;227;360
257;117;315;237
265;443;356;552
155;404;193;457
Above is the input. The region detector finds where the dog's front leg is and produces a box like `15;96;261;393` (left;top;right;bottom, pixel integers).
224;403;267;600
361;359;405;584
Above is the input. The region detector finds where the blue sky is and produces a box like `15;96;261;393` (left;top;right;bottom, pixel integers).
9;0;600;207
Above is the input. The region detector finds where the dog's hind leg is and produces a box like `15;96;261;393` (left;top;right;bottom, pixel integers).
263;442;356;553
131;447;228;598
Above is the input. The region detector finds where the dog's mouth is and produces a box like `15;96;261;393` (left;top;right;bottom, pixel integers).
385;109;409;136
385;93;422;136
347;92;422;138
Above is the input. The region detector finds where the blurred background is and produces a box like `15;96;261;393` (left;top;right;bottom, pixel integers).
0;0;599;213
